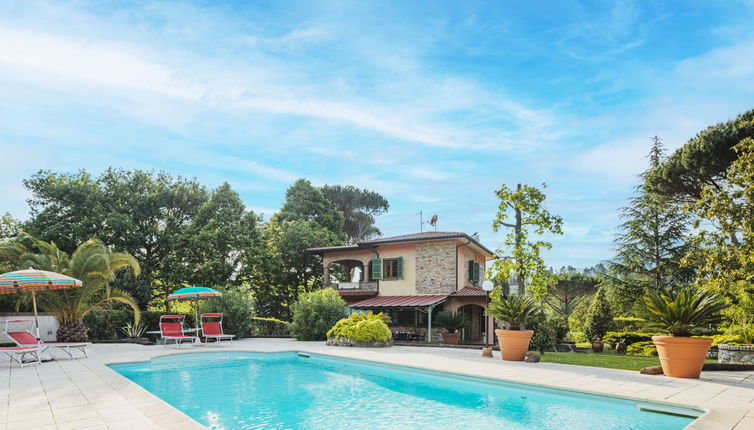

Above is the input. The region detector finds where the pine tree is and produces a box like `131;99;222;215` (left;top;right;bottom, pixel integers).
610;136;694;303
582;287;614;341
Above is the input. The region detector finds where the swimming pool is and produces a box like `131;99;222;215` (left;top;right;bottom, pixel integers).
110;352;699;429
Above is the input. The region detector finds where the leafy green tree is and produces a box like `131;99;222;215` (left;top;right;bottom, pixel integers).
542;272;600;320
175;183;262;288
289;289;348;341
249;180;345;320
279;179;344;236
684;137;754;318
320;185;389;243
645;109;754;205
490;183;563;296
21;169;262;309
582;287;614;341
0;213;21;241
611;137;694;297
0;234;141;342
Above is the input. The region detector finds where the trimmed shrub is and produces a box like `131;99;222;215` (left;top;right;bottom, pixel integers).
327;312;391;343
290;289;348;341
198;287;255;337
626;341;657;356
612;316;647;331
583;287;614;340
528;316;558;352
708;334;744;347
603;331;663;347
251;317;290;337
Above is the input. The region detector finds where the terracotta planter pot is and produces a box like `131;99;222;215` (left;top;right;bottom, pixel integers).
592;341;604;353
442;332;459;345
495;329;534;361
652;336;712;378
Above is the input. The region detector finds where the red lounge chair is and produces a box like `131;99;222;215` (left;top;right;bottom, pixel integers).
201;313;235;346
160;315;197;348
1;346;44;367
6;331;87;359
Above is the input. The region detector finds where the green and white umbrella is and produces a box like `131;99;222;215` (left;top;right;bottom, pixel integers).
0;268;82;339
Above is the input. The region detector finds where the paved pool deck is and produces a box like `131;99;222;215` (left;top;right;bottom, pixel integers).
1;338;753;429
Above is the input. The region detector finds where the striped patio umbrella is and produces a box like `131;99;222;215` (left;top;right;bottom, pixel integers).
0;268;83;340
167;286;223;337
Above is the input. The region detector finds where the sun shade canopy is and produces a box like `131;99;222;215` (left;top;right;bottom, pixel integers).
0;269;82;294
167;286;223;301
350;295;447;308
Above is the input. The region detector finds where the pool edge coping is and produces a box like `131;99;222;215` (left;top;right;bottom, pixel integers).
102;346;716;429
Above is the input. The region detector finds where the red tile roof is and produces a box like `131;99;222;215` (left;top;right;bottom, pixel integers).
450;286;488;297
350;295;447;308
307;231;494;256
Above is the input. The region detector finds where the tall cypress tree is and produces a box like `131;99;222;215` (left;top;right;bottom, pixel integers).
610;136;695;302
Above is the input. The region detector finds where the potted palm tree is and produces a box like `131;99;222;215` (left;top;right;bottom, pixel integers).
643;290;726;378
434;310;467;344
486;295;540;361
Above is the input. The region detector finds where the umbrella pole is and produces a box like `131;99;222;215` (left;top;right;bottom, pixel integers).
194;300;200;344
31;290;41;341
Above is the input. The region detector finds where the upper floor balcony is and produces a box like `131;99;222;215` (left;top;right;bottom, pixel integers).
325;280;378;291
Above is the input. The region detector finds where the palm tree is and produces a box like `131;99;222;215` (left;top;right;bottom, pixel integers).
0;234;141;341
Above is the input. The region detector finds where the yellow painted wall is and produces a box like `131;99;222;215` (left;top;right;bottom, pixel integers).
375;242;416;296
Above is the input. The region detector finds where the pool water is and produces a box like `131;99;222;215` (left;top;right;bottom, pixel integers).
110;352;698;430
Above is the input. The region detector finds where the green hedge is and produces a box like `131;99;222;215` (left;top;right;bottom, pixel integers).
84;310;193;341
603;331;662;347
709;334;744;347
290;289;348;341
626;341;657;356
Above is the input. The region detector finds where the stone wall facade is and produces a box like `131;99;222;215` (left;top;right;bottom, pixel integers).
415;241;457;294
718;344;754;364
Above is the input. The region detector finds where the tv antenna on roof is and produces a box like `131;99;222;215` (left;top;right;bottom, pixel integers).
416;211;438;232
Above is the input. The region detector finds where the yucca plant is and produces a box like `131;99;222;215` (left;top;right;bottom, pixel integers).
0;234;141;342
121;322;147;338
434;311;467;333
486;295;540;330
642;290;726;337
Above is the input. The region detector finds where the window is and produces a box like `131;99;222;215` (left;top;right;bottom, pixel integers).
383;258;399;279
381;257;404;280
469;260;481;283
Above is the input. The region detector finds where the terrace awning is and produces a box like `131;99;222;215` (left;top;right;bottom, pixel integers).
350;295;447;308
350;295;448;343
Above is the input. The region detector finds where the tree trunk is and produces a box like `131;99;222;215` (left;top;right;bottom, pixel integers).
57;319;88;342
515;184;525;296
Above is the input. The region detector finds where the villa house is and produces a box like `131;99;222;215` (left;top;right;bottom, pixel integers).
306;231;496;344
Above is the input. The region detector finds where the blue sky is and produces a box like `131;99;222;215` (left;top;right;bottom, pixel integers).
2;1;754;269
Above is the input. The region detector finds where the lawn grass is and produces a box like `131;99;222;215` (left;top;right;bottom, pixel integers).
539;351;715;371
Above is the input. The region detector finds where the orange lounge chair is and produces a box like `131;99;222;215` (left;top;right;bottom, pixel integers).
201;313;235;346
1;346;44;367
6;331;87;359
160;315;197;348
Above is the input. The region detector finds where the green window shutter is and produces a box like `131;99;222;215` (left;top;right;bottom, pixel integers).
371;259;382;280
474;262;481;283
396;257;404;279
468;260;474;281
